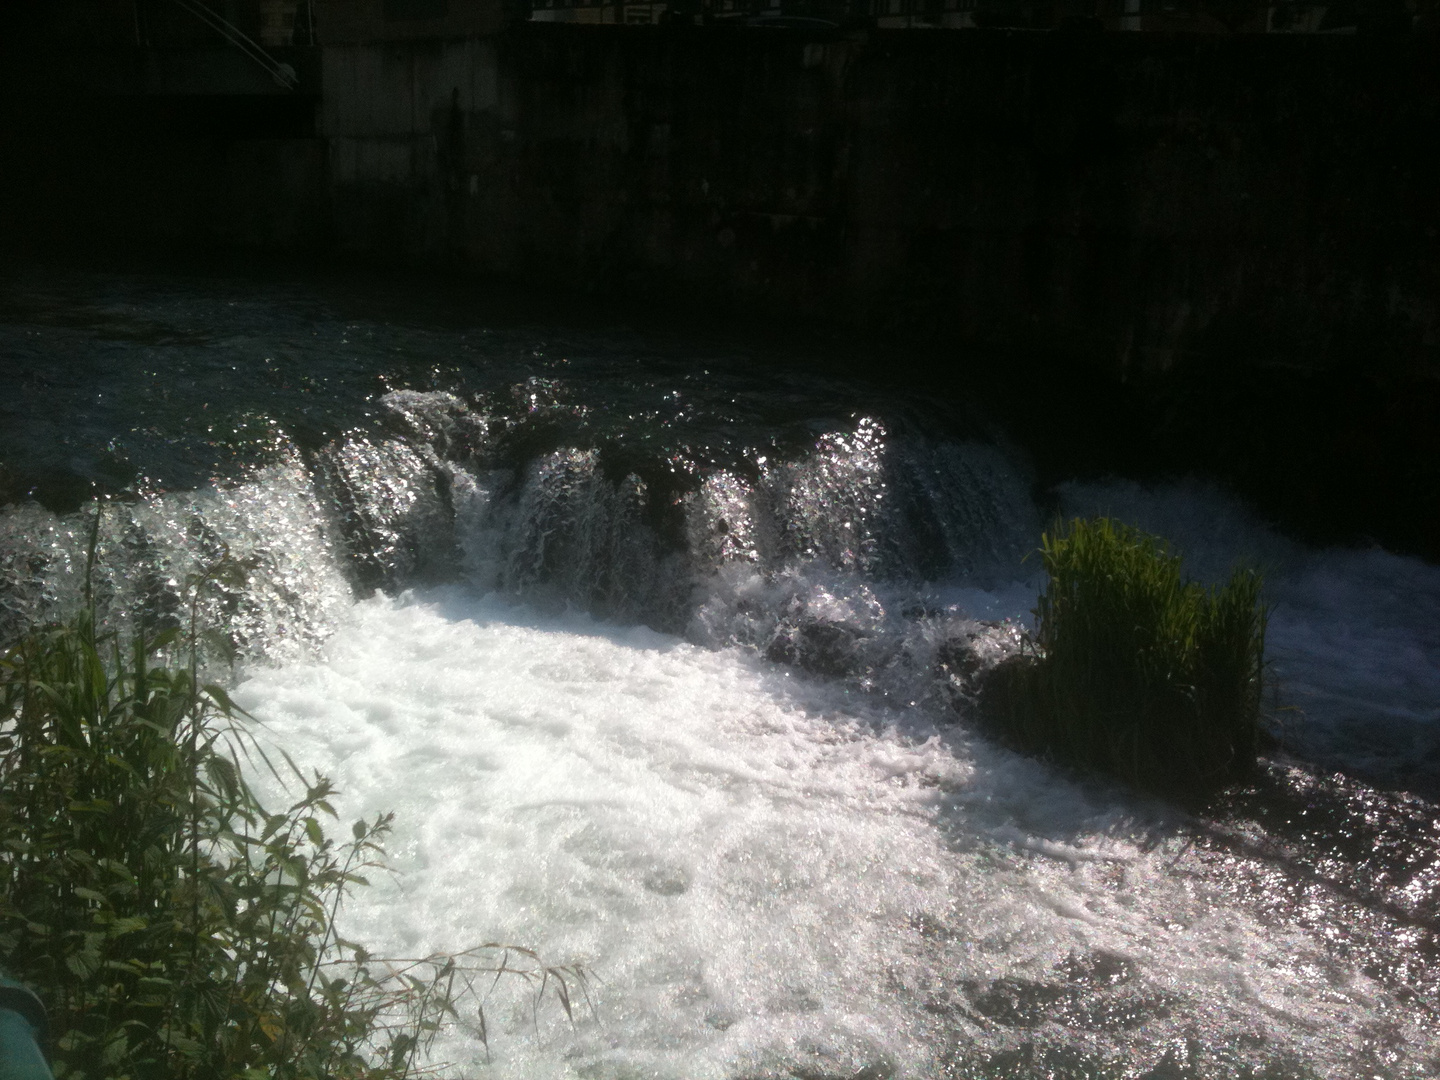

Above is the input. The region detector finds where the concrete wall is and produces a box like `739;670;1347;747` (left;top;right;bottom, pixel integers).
315;0;508;42
321;27;1440;383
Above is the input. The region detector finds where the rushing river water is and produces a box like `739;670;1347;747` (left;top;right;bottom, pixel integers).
3;270;1440;1078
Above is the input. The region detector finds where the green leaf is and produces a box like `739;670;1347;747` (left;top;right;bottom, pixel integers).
203;683;243;715
100;1032;129;1066
65;949;102;980
147;627;182;654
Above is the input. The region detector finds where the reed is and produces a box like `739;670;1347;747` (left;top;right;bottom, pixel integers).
985;518;1267;798
0;564;587;1078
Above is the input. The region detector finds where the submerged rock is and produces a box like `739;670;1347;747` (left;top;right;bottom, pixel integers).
379;389;492;465
730;1044;896;1080
312;436;456;590
766;618;870;677
957;951;1172;1036
936;619;1029;712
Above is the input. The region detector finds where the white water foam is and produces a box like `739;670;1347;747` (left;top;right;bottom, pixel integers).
236;587;1433;1078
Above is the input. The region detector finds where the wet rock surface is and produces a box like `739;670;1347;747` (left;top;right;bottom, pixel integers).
917;764;1440;1078
766;617;871;678
923;949;1175;1041
1193;760;1440;1017
379;388;493;465
942;1038;1324;1079
312;435;456;591
936;620;1029;710
730;1043;896;1080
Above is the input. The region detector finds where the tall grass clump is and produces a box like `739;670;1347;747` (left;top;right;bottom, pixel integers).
985;517;1267;798
0;554;588;1078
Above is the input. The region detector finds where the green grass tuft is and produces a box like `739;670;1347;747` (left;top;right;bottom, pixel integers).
985;517;1267;799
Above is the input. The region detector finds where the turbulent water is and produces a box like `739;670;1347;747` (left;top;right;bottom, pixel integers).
3;271;1440;1078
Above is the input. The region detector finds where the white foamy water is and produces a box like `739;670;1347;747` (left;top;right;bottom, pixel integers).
236;586;1435;1078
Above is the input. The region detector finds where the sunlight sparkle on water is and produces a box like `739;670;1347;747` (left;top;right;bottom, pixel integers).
237;589;1418;1078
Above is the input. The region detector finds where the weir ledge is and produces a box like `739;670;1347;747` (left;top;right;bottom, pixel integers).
1;25;1437;555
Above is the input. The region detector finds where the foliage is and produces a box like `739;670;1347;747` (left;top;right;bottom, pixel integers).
984;517;1267;798
0;556;590;1078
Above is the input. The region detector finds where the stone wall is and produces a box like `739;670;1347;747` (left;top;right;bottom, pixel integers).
323;27;1439;384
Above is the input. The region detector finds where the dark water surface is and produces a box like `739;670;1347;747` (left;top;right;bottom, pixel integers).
0;267;983;509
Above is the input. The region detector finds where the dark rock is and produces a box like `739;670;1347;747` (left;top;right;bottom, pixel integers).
641;865;689;896
967;978;1069;1028
1056;949;1136;989
312;435;456;590
936;620;1029;711
766;619;868;678
379;390;492;465
964;965;1174;1034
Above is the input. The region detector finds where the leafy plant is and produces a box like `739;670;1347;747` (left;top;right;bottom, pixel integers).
0;545;590;1079
984;517;1267;798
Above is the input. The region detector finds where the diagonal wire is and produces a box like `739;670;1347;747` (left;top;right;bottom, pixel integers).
168;0;300;90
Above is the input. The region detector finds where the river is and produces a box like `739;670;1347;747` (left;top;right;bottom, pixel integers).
2;268;1439;1078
